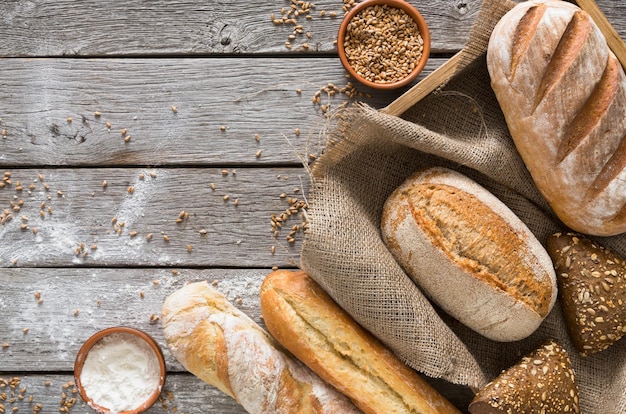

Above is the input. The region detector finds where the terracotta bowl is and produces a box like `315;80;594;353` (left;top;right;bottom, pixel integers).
74;327;167;414
337;0;431;90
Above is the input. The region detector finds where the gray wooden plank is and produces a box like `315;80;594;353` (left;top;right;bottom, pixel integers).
0;268;268;371
0;373;473;413
0;167;308;268
0;268;474;411
0;373;248;414
0;0;484;57
0;57;446;167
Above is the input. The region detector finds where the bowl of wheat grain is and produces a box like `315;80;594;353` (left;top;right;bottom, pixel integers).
337;0;430;90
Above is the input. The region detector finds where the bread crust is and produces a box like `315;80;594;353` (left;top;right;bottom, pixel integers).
380;167;557;342
468;340;580;414
487;0;626;236
547;232;626;356
260;269;462;414
161;281;361;414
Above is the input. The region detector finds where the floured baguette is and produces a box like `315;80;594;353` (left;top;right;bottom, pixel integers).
381;167;557;342
487;0;626;236
260;269;462;414
161;281;362;414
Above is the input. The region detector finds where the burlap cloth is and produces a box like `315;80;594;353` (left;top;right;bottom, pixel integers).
299;0;626;412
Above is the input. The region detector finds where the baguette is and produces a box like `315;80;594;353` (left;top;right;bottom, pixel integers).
380;167;557;342
487;0;626;236
259;269;462;414
161;281;362;414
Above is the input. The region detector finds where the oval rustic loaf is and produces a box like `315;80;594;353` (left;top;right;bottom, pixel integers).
380;167;557;342
487;0;626;237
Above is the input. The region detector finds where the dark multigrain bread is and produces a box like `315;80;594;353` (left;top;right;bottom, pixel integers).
487;0;626;236
469;340;580;414
381;167;557;342
546;232;626;356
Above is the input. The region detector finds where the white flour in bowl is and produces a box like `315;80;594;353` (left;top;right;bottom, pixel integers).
80;332;161;413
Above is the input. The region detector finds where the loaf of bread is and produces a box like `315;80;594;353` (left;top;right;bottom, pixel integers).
259;269;461;414
468;339;580;414
161;281;362;414
546;232;626;356
380;167;557;342
487;0;626;237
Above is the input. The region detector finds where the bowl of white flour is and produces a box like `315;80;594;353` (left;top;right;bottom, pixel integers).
74;327;166;414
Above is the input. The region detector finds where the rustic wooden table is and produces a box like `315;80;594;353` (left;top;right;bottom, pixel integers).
1;1;624;413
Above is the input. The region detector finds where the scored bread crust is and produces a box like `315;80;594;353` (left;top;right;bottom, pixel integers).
259;269;462;414
381;167;557;342
487;0;626;236
161;281;362;414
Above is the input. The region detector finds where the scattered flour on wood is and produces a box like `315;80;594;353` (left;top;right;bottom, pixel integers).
0;219;82;265
114;169;166;234
0;169;167;265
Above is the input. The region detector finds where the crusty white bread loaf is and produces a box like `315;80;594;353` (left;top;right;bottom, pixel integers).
468;340;580;414
161;281;362;414
259;269;462;414
487;0;626;237
380;167;557;342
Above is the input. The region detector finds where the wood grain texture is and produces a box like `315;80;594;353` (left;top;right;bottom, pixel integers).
0;372;249;414
0;0;483;57
0;57;445;166
2;1;623;412
0;373;473;414
0;167;308;268
0;268;475;411
0;268;268;371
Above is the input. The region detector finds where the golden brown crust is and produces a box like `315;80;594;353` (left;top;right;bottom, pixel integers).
405;183;553;316
532;10;591;111
487;0;626;236
510;3;546;81
588;130;626;202
213;324;234;399
161;281;361;413
558;54;621;163
260;269;462;414
276;369;314;413
161;295;236;399
380;167;557;342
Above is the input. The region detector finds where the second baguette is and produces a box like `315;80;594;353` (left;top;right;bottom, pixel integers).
260;269;462;414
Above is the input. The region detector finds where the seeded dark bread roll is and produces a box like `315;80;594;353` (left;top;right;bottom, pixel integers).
546;232;626;356
380;167;557;342
468;340;580;414
260;269;462;414
487;0;626;236
161;281;362;414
